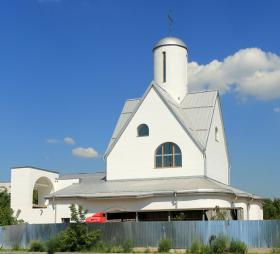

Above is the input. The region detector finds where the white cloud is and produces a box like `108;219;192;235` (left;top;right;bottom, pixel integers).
46;138;60;144
72;147;99;159
273;107;280;113
188;48;280;100
64;137;75;145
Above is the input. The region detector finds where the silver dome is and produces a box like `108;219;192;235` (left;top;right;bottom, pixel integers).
153;37;188;50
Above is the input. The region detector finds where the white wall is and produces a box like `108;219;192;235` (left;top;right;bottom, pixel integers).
106;87;204;180
154;45;187;103
55;178;79;191
205;97;229;184
10;167;79;224
11;167;59;223
248;202;263;220
51;195;263;221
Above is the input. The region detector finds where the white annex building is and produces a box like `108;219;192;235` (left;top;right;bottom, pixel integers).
11;37;263;224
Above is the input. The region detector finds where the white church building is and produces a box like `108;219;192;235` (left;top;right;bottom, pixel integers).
11;36;263;224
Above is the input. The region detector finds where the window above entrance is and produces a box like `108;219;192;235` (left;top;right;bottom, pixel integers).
155;142;182;168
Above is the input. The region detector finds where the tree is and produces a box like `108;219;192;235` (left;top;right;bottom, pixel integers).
0;189;17;225
69;204;88;223
263;199;280;219
46;204;100;252
33;188;38;205
211;206;227;220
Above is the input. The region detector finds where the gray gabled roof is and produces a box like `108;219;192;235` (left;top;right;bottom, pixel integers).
47;173;262;201
106;98;141;152
105;82;218;157
58;172;106;180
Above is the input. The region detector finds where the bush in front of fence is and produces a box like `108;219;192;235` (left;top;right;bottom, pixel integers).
91;240;133;253
45;225;100;252
28;240;46;252
188;235;247;254
44;204;101;253
229;239;247;254
158;238;172;252
209;235;229;254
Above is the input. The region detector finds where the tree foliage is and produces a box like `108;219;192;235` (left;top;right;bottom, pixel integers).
263;199;280;220
211;206;227;220
46;204;100;252
0;189;18;226
69;203;88;223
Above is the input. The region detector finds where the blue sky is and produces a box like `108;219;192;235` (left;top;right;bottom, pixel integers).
0;0;280;198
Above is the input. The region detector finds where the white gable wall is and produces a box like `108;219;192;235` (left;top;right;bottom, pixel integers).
106;87;204;180
205;98;229;184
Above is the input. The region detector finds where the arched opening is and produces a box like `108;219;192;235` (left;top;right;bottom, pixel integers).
137;124;149;137
32;177;53;208
155;142;182;168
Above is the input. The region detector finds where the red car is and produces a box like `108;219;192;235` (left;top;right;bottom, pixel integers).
85;212;107;223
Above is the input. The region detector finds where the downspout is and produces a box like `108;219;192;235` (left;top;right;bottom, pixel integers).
53;196;56;224
173;191;178;209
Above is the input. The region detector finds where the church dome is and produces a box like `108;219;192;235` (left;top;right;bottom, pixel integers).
153;37;188;51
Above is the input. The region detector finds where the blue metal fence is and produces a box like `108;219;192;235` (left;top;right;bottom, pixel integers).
1;220;280;249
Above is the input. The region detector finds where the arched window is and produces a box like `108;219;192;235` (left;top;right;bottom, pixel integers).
155;142;182;168
137;124;149;137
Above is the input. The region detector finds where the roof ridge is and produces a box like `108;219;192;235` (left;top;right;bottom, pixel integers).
126;98;141;101
61;172;105;176
187;90;219;94
106;175;206;183
152;84;205;150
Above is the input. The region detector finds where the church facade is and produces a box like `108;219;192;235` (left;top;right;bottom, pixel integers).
11;37;263;224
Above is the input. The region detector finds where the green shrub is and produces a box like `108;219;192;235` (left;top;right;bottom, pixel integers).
91;241;111;253
144;248;151;253
46;225;100;252
209;235;229;254
28;240;46;252
110;245;123;253
46;236;60;254
122;240;133;253
12;244;20;251
48;204;101;252
189;240;212;254
201;244;212;254
158;238;171;253
190;240;203;254
229;240;247;254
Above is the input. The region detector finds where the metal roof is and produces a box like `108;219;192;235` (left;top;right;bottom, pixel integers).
58;172;105;180
105;82;218;157
106;98;141;151
153;37;188;50
47;173;262;200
